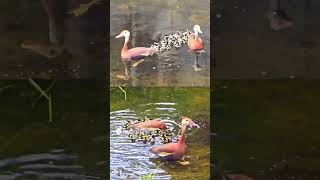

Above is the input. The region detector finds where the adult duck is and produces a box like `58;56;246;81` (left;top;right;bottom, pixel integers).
115;30;156;60
188;24;204;53
131;118;167;130
150;116;199;161
188;25;205;71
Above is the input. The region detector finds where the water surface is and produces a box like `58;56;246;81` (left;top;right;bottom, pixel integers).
110;87;210;179
110;0;210;86
213;80;320;180
0;80;106;179
0;1;106;79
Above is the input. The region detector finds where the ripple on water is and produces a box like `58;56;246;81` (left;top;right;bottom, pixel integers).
0;150;101;180
110;103;181;179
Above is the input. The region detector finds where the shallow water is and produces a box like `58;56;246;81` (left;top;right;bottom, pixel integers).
0;80;106;179
213;0;320;79
110;0;210;87
110;88;210;179
0;1;106;79
213;80;320;180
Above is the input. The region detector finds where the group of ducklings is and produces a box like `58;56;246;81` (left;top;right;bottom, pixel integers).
150;30;192;55
122;117;174;145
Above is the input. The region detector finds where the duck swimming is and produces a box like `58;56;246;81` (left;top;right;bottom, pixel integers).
131;118;167;130
150;116;200;161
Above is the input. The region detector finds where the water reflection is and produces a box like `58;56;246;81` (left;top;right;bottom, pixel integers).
0;149;102;180
0;0;106;79
110;0;210;86
0;80;105;179
213;80;320;180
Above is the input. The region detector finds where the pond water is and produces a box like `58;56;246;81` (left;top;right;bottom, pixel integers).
110;87;210;179
110;0;210;87
0;80;106;179
0;1;106;79
213;0;320;79
213;80;320;180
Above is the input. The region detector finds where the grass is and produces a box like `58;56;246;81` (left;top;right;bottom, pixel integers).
28;78;54;122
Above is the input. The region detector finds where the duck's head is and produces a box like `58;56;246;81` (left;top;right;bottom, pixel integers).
181;116;200;128
116;30;131;43
193;24;202;34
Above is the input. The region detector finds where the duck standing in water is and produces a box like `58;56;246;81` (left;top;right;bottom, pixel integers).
188;24;205;71
115;30;156;80
116;30;156;60
150;116;200;162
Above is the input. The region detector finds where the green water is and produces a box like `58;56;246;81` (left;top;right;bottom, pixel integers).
0;80;106;178
110;87;210;179
213;80;320;180
0;0;106;79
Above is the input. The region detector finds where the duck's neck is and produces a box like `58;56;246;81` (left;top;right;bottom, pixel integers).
122;35;130;52
194;30;199;40
178;125;187;144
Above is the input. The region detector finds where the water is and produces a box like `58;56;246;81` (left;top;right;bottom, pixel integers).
110;88;210;179
0;80;106;179
0;149;102;180
213;0;320;79
0;1;106;79
110;0;210;87
213;80;320;180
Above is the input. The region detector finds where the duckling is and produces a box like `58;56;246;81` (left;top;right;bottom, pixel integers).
163;130;174;137
160;135;172;144
127;132;136;143
140;117;150;122
152;128;162;136
136;130;145;139
149;136;155;145
140;134;149;144
122;120;131;130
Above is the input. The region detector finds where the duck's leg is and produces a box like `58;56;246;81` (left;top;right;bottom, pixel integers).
42;0;65;45
193;54;202;71
268;0;294;31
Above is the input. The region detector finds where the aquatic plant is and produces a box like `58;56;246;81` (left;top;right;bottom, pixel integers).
118;86;127;101
140;172;155;180
68;0;102;17
28;78;55;122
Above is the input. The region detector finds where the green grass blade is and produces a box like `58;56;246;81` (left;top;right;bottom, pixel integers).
48;94;52;122
28;78;50;100
32;79;56;108
119;86;127;101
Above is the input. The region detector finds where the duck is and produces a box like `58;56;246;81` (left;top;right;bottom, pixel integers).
150;116;200;161
188;25;205;71
160;134;172;144
131;118;167;130
115;30;156;60
127;132;136;143
188;24;204;52
122;120;131;130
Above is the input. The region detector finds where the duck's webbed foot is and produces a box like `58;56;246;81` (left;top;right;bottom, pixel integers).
177;160;190;165
193;64;203;71
269;9;294;31
116;74;130;81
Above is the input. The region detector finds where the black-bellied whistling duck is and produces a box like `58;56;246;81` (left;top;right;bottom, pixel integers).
150;116;199;161
188;24;204;52
188;24;205;71
115;30;156;60
131;118;167;130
